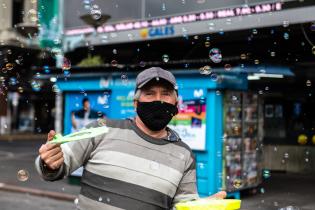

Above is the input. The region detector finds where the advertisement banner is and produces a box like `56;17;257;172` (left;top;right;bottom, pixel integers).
64;91;110;134
169;89;207;150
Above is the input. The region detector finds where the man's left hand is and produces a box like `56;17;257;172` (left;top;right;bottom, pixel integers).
205;191;227;200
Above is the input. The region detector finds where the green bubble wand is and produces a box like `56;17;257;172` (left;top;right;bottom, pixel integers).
49;126;109;144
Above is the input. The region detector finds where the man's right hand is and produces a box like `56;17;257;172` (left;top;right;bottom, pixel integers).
39;130;64;170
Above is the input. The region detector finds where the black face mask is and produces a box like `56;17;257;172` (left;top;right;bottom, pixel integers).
136;101;178;131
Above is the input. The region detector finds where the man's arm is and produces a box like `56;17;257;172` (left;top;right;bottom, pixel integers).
35;121;106;181
172;156;199;206
171;156;227;208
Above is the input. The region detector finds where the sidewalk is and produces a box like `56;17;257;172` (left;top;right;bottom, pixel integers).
0;134;46;141
0;182;76;201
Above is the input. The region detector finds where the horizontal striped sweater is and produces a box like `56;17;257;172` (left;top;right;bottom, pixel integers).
35;118;199;210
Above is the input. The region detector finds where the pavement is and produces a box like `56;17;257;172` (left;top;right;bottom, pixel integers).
0;190;76;210
0;138;314;210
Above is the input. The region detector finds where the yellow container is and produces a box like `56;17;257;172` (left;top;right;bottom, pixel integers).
175;199;241;210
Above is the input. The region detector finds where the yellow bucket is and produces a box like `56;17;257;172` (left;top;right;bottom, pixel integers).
175;199;241;210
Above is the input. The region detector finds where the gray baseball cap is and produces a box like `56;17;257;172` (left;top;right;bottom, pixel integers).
136;67;178;90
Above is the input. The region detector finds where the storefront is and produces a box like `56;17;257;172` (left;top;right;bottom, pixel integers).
53;69;267;198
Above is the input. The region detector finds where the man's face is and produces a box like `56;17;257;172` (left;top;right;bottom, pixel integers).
83;101;90;110
134;80;177;107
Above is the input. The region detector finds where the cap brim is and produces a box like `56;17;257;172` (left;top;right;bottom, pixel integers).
137;77;177;89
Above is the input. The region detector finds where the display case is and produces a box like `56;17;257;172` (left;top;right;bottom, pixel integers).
223;91;263;192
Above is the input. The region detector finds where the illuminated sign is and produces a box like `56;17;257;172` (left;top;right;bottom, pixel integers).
65;2;282;36
140;25;175;39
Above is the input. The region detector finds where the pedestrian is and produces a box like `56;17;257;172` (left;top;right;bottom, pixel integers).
35;67;226;210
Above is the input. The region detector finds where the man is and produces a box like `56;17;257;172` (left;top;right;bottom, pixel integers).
71;97;104;132
35;67;226;210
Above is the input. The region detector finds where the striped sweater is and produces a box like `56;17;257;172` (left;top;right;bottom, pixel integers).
35;118;199;210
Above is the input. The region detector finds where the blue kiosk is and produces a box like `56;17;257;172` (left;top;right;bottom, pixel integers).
56;70;253;199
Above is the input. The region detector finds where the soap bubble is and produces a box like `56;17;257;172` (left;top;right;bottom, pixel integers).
282;20;290;28
44;66;50;74
121;74;128;84
209;48;222;63
5;63;14;71
63;70;71;78
111;60;118;67
260;188;265;194
150;161;160;170
162;54;169;63
31;80;41;92
27;9;38;22
34;72;41;78
17;169;29;182
74;198;79;206
204;41;210;48
62;57;71;70
232;179;243;189
139;61;146;67
162;3;166;11
240;53;247;60
18;87;24;93
199;66;211;75
90;4;102;20
210;73;218;81
9;77;17;86
1;68;7;73
52;84;60;93
263;170;271;179
224;64;232;71
283;32;289;40
15;56;23;65
231;95;238;101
